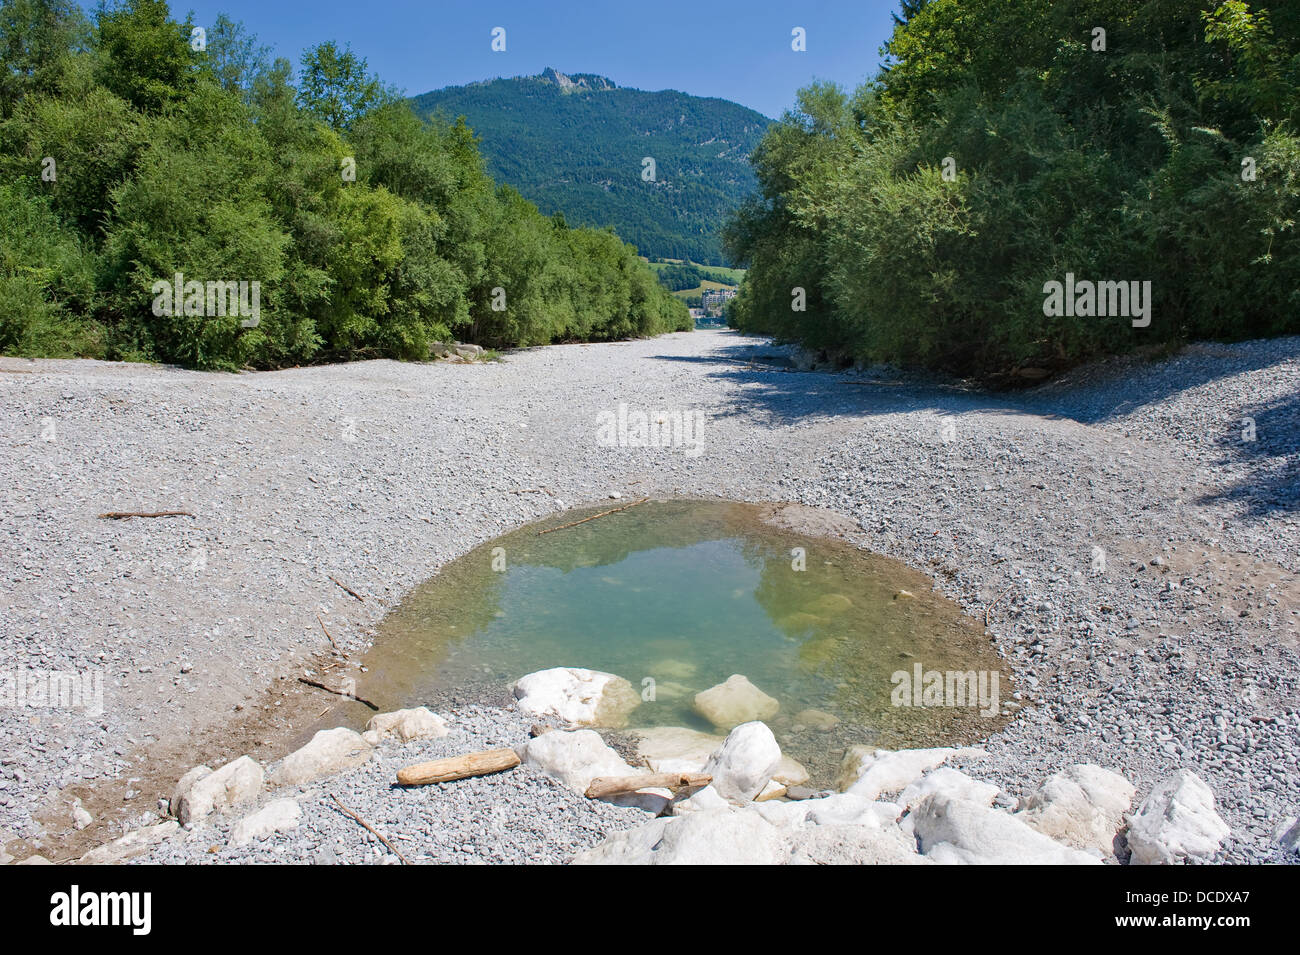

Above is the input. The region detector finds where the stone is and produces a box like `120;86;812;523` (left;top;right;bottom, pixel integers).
670;784;731;815
802;593;853;615
701;721;782;805
773;755;810;788
524;729;637;794
231;798;302;847
794;708;840;731
171;764;211;815
755;780;787;801
784;824;926;865
512;667;640;728
1125;770;1230;865
71;798;93;830
1275;817;1300;854
838;746;984;798
898;768;1000;814
176;755;264;827
16;855;54;865
910;792;1101;865
269;728;372;788
693;674;780;729
366;707;449;742
79;821;181;865
628;726;724;774
574;809;786;865
1016;764;1135;856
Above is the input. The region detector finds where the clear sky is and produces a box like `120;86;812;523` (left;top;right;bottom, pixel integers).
151;0;901;118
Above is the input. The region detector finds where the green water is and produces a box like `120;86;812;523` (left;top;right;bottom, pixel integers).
353;499;1011;782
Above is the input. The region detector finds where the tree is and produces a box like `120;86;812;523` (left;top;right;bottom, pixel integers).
296;41;394;131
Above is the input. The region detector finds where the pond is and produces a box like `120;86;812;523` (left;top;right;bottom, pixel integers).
349;499;1013;785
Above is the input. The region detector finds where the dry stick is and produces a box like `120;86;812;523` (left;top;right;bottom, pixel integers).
329;795;409;865
317;615;345;658
98;510;194;520
397;749;521;786
328;575;364;602
296;677;378;711
584;772;712;800
537;497;648;536
985;585;1017;629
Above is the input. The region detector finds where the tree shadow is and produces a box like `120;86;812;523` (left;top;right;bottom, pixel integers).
1198;387;1300;516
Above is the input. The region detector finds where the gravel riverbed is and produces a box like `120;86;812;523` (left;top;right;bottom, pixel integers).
0;329;1296;864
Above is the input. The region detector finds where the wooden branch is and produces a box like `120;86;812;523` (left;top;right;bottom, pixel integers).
328;575;365;602
985;585;1016;628
317;614;345;657
329;795;409;865
296;677;378;711
397;748;520;786
98;510;193;520
584;772;711;800
537;497;648;536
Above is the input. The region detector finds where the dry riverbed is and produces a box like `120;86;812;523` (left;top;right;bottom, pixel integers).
0;330;1297;863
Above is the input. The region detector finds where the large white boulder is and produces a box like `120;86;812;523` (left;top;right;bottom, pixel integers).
784;824;926;865
1125;770;1230;865
898;767;1000;814
512;667;640;727
701;721;782;805
839;746;984;799
231;798;302;847
175;755;264;827
365;707;449;743
524;729;637;793
1017;764;1135;856
693;675;780;729
911;792;1101;864
573;809;786;865
269;728;373;788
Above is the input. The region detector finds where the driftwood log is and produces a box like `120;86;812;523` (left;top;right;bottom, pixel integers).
584;772;712;800
397;748;521;786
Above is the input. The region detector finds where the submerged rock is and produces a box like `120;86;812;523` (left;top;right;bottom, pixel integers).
693;674;780;729
512;667;640;728
1125;769;1230;865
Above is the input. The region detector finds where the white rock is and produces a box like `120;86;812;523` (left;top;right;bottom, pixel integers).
755;780;787;801
773;755;810;788
512;667;640;727
230;798;302;847
629;726;724;774
171;764;211;815
574;809;786;865
898;768;999;813
1275;816;1300;854
784;824;926;865
839;746;983;799
524;729;637;793
671;784;732;815
1017;764;1135;856
269;728;372;788
1125;770;1230;865
366;707;449;742
693;675;779;729
911;792;1101;864
177;755;263;827
79;821;181;865
71;798;93;830
702;721;783;805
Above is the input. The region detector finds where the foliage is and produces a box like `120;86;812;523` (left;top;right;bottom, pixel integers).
726;0;1300;380
0;1;688;369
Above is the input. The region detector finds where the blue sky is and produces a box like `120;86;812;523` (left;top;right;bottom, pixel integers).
152;0;900;118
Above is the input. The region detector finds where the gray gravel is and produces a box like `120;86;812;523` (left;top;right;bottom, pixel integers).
1;330;1296;864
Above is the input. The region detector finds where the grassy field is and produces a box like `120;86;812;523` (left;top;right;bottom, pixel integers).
670;279;736;301
643;258;747;286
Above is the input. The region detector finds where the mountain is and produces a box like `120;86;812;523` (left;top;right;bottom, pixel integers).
410;69;770;265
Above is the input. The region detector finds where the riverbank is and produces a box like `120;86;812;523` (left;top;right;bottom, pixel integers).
1;330;1296;863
